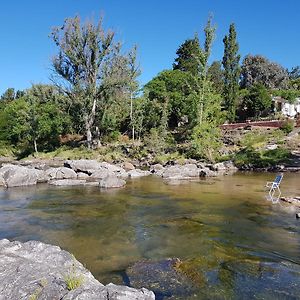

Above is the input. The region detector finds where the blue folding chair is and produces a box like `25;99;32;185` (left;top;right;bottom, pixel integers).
266;174;283;202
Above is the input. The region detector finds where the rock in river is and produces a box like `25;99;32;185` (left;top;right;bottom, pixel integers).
99;176;126;188
126;258;198;299
0;239;154;300
0;164;38;187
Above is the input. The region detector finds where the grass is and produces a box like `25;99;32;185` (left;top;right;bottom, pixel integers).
63;262;85;291
234;147;291;168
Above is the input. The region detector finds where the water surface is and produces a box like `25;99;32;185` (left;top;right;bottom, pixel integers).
1;172;300;299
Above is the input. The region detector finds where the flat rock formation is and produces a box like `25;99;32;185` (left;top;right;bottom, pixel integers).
280;196;300;207
0;159;237;188
0;239;154;300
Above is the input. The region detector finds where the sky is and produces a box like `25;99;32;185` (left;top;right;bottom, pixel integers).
0;0;299;94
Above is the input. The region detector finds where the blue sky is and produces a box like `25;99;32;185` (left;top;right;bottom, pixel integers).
0;0;299;94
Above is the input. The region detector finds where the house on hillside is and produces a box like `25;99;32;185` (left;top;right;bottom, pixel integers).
272;96;300;117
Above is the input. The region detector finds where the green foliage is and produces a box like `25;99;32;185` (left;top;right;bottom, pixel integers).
64;273;84;291
242;84;272;118
191;121;222;162
144;70;195;129
51;15;139;148
222;23;241;122
280;119;294;134
1;88;15;101
207;61;224;93
0;85;72;154
234;147;290;168
272;89;300;103
173;35;205;76
239;130;284;149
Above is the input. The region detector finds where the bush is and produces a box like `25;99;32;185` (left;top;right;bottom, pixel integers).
234;147;290;168
280;119;294;134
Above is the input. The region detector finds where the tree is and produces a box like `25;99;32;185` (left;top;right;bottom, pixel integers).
144;69;194;129
207;61;224;93
1;88;15;101
51;15;139;148
288;66;300;80
173;35;205;76
242;84;272;118
222;23;241;122
240;55;288;89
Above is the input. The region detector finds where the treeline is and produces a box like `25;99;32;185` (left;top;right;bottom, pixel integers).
0;15;299;161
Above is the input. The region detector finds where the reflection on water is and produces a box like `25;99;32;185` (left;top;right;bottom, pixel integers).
1;172;300;298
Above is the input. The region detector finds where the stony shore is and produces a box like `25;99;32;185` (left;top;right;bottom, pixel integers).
0;239;154;300
0;158;238;188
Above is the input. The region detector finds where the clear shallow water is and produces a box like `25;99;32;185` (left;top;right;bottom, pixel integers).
1;172;300;299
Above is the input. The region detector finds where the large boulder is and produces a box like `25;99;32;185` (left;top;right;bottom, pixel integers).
90;168;115;179
64;160;101;174
0;239;154;300
99;176;126;188
46;167;77;180
162;164;199;179
213;160;238;172
150;164;165;177
0;164;38;187
98;162;127;178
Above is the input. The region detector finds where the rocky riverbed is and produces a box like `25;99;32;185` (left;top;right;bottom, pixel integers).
0;239;154;300
0;159;237;188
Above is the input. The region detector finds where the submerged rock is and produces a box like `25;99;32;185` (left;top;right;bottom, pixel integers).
99;176;126;188
127;169;151;178
126;258;198;298
0;239;154;300
49;179;87;186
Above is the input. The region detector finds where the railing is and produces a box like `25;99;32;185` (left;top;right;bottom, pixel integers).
220;120;284;130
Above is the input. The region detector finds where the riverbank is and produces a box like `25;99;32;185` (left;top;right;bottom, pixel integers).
0;239;154;299
0;158;238;188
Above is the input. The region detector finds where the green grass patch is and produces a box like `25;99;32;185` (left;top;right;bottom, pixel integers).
234;147;290;168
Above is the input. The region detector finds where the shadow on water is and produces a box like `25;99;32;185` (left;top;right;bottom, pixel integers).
1;172;300;298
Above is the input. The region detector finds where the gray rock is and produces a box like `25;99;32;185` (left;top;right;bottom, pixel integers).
0;164;38;187
99;176;126;188
162;164;199;179
64;160;101;173
0;174;5;186
49;179;87;186
99;162;127;178
46;167;78;180
121;162;135;171
149;164;165;176
213;160;237;171
84;182;100;187
127;169;151;178
0;239;154;300
90;168;114;179
77;172;90;179
33;169;49;183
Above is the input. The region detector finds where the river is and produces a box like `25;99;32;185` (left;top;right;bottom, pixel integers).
1;172;300;299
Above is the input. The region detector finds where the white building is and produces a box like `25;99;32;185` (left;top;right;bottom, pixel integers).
272;96;300;118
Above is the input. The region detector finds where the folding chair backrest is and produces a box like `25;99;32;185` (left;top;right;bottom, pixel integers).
274;174;283;185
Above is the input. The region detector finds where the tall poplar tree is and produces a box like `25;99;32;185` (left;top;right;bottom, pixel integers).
222;23;240;122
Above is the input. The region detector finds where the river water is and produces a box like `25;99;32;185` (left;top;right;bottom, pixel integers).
1;172;300;299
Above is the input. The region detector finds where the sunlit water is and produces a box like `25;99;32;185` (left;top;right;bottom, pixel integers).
1;172;300;299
